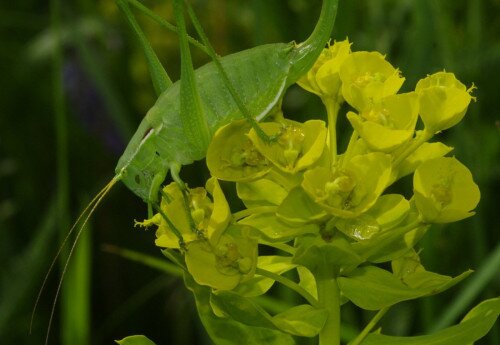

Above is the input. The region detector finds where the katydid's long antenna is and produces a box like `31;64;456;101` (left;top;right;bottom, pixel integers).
32;175;120;345
29;177;117;334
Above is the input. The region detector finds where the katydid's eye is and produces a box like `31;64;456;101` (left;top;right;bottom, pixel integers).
135;174;141;185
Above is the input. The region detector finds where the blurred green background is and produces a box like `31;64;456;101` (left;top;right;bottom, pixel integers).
0;0;498;344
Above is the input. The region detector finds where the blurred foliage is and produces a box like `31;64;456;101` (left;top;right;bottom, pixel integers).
0;0;498;344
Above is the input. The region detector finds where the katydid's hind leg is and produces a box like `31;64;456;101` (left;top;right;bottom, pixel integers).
173;0;211;156
184;1;277;144
116;0;172;95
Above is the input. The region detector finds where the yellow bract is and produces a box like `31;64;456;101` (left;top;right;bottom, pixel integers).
340;51;405;111
415;72;473;133
247;120;327;174
413;157;480;223
297;39;351;100
302;153;392;218
347;92;419;152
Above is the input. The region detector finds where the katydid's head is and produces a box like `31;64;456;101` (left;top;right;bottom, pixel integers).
115;119;169;202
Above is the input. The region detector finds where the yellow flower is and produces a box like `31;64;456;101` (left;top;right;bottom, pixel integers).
347;92;419;152
297;39;351;100
415;72;474;133
413;157;480;223
339;51;405;111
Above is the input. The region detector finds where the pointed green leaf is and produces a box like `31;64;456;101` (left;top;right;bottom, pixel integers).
361;297;500;345
272;304;328;337
210;290;276;329
294;235;363;273
339;265;471;311
115;335;157;345
185;274;294;345
239;213;318;242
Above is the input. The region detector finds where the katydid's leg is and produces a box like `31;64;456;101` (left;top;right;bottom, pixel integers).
173;0;211;157
125;0;208;54
116;0;172;95
185;1;274;143
170;162;205;239
148;168;187;248
147;171;167;218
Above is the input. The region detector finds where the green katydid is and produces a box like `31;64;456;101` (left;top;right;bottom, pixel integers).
33;0;340;342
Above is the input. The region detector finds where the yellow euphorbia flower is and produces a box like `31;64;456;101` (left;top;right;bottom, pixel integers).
302;152;392;218
297;39;351;100
415;72;474;133
136;177;231;248
347;92;419;152
413;157;480;223
340;51;405;111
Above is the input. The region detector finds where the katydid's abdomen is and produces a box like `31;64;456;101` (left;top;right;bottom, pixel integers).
116;43;294;201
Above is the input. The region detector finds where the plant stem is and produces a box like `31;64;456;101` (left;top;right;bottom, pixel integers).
341;130;359;168
393;129;433;167
325;98;340;167
349;307;389;345
317;261;340;345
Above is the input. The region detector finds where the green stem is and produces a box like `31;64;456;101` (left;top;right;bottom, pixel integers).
324;98;340;166
341;130;359;168
349;307;390;345
260;242;296;255
255;268;319;308
317;261;340;345
393;129;433;167
232;206;277;221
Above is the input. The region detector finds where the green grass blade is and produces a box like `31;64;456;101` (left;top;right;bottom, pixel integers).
116;0;172;95
101;244;183;277
0;200;58;337
61;213;91;345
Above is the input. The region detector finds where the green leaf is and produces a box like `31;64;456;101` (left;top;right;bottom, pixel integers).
361;297;500;345
239;213;318;242
210;291;276;329
185;274;294;345
211;290;327;337
272;304;328;337
294;235;363;274
115;335;157;345
392;250;472;294
338;265;470;310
